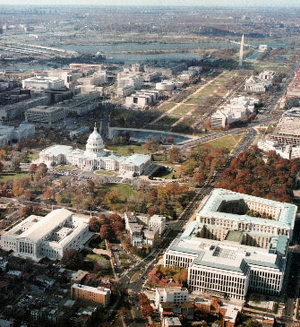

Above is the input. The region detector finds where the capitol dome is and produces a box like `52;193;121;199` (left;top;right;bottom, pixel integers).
85;124;105;157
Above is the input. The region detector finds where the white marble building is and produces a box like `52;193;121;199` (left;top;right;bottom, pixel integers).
1;209;91;261
39;125;151;175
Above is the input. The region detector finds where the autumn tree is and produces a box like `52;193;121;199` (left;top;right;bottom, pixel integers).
44;188;54;201
245;319;262;327
138;293;150;306
99;224;112;240
0;149;7;161
12;178;30;197
104;188;122;208
11;158;21;172
87;180;95;193
99;214;108;225
89;217;101;232
36;163;48;178
168;146;182;163
141;304;154;318
61;249;83;270
19;205;34;218
29;164;37;180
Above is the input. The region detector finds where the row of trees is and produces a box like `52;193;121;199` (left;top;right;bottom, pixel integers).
0;163;50;200
138;293;154;318
180;145;229;186
217;146;300;203
47;180;193;219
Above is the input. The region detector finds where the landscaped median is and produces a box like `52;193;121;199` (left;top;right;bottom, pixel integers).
131;269;142;283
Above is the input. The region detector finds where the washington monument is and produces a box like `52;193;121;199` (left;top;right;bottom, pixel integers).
239;34;244;67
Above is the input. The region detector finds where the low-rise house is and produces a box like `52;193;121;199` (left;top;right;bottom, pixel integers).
194;297;241;327
71;270;89;284
159;302;194;320
144;228;159;246
124;212;165;247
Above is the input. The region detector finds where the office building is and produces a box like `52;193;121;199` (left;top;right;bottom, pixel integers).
155;287;189;308
25;105;65;126
0;123;35;148
149;214;166;235
270;110;300;146
1;209;91;261
211;96;257;128
71;284;110;307
0;95;48;121
125;90;160;109
163;189;297;300
286;69;300;98
22;76;65;91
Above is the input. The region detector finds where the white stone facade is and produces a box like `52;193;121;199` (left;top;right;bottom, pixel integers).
149;214;166;235
22;76;65;91
39;126;151;175
1;209;91;261
125;90;160;109
155;287;189;308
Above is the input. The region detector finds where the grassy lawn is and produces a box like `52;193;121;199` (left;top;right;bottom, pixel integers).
184;97;204;105
106;144;149;156
100;183;137;200
172;104;197;115
152;153;167;161
94;170;114;176
131;270;142;283
158;102;176;112
0;172;29;182
161;170;178;179
158;115;179;126
204;134;244;151
28;150;40;161
84;254;104;263
58;165;75;170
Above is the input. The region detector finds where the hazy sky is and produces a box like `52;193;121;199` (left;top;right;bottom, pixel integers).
0;0;300;7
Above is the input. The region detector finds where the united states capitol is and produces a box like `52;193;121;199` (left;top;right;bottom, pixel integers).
39;124;152;176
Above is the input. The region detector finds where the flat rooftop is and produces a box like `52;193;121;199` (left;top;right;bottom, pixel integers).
168;223;286;273
72;283;110;295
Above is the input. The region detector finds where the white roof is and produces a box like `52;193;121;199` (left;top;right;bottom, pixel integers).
8;209;73;242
